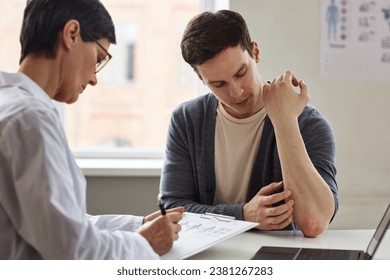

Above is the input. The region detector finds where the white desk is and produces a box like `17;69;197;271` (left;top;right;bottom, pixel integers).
187;229;390;260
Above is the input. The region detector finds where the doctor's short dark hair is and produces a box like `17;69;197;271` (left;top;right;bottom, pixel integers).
180;10;253;71
20;0;116;64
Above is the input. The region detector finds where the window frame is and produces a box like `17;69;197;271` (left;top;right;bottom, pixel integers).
71;0;229;165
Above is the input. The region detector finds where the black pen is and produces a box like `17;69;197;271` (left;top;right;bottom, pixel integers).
158;199;166;216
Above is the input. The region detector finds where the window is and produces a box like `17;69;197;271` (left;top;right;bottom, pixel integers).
65;0;203;157
126;43;135;81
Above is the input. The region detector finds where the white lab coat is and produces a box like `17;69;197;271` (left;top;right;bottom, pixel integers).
0;71;159;259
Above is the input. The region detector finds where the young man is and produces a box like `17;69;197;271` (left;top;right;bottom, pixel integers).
160;10;338;237
0;0;183;259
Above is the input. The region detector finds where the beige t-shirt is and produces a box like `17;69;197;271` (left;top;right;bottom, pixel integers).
214;102;267;205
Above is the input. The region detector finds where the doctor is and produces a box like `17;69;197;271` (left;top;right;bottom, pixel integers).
0;0;183;259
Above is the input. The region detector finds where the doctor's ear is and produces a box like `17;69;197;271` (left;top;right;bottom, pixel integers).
62;20;81;48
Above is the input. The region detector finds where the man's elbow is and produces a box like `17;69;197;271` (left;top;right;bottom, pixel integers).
299;218;328;238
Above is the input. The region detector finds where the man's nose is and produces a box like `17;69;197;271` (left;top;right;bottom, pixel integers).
229;82;244;98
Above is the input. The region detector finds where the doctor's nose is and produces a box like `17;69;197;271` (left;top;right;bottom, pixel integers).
89;75;98;86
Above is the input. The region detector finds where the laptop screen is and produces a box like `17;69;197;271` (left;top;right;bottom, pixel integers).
366;204;390;257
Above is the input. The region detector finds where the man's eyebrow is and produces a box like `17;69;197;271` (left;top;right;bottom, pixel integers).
207;64;247;84
234;64;247;74
208;79;224;84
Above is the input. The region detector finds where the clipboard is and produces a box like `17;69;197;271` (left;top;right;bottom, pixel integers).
161;212;258;260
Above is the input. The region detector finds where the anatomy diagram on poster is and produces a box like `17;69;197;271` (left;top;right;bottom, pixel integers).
320;0;390;80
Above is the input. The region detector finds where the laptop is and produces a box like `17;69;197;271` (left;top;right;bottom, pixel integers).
252;203;390;260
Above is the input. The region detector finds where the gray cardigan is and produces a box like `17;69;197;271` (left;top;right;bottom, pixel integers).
160;93;338;229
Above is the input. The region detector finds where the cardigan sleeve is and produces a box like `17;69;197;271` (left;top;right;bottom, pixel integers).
298;106;339;220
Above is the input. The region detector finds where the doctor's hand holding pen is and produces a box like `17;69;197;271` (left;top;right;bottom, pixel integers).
138;206;185;256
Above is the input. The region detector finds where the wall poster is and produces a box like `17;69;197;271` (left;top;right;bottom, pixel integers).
320;0;390;80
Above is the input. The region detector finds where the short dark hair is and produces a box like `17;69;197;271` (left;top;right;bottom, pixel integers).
181;10;253;71
20;0;116;63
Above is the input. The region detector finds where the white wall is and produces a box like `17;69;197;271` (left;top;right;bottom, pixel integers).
86;0;390;230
